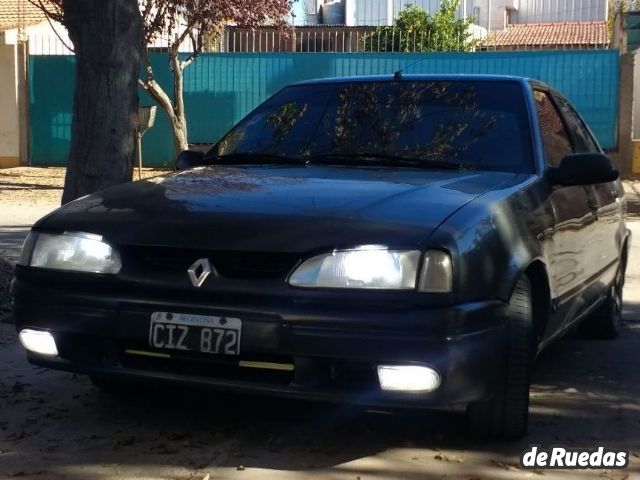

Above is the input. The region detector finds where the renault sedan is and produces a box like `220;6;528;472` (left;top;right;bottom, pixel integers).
12;75;629;439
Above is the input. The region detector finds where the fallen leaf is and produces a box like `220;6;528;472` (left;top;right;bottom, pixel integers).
149;443;178;455
599;472;628;480
8;430;26;441
112;435;136;450
434;453;463;463
166;431;192;441
490;460;520;471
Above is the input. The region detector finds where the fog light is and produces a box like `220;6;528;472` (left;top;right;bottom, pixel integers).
377;365;440;392
19;329;58;356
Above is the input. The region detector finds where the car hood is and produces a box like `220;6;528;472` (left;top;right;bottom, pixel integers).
37;166;515;252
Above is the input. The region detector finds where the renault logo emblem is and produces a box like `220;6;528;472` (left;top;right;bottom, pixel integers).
188;258;214;288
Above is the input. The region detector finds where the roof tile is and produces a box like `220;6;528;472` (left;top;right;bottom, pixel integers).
0;0;46;32
485;22;609;48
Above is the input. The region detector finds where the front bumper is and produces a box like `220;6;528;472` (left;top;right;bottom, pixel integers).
12;278;508;408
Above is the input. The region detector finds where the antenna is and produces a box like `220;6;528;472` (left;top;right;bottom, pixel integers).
393;59;421;79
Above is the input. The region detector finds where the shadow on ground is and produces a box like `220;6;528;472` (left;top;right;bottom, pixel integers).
1;303;638;479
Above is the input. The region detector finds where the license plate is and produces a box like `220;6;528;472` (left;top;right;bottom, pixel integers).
149;312;241;355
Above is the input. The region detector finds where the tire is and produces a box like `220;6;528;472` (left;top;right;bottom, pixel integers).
579;279;623;340
466;275;533;440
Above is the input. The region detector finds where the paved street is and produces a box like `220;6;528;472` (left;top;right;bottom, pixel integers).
0;180;639;480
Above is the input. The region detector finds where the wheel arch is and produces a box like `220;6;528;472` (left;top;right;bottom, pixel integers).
620;230;631;286
507;259;551;348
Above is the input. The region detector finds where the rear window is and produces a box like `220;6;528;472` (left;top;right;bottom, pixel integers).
213;80;534;173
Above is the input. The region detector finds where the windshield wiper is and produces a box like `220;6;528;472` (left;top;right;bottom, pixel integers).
202;152;309;166
308;153;466;170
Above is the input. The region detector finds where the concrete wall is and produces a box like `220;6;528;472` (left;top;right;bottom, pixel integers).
618;52;640;177
5;21;73;55
0;37;19;168
345;0;473;26
515;0;607;23
488;0;515;32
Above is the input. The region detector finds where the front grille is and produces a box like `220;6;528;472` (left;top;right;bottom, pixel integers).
122;245;300;280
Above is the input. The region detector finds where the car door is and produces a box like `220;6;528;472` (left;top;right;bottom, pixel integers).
532;89;597;333
552;93;622;301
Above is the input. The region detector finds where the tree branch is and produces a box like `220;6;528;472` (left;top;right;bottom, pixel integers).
140;76;175;121
28;0;63;23
139;46;175;122
28;0;74;52
172;18;198;52
180;50;200;70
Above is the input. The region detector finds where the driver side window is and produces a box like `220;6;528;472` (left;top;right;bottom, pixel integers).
552;94;599;153
533;90;572;167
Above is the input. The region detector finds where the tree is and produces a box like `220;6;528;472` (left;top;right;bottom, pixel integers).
31;0;290;202
32;0;144;204
364;1;475;53
608;0;636;35
140;0;291;157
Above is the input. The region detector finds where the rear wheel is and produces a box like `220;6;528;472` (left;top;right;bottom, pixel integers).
466;275;533;439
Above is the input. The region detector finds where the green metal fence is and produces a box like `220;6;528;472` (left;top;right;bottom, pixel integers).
29;50;620;167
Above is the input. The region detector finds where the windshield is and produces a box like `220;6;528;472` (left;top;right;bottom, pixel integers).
208;80;534;173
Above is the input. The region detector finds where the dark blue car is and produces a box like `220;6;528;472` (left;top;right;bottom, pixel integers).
13;75;629;439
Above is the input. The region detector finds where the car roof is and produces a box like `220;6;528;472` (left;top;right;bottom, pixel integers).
292;74;543;87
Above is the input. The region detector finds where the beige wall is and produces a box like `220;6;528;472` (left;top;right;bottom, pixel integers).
618;52;640;178
0;37;19;168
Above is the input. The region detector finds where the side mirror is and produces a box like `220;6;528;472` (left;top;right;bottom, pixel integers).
175;150;205;171
549;153;619;186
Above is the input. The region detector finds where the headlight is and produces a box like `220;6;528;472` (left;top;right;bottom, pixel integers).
19;231;121;274
289;246;452;292
289;245;420;289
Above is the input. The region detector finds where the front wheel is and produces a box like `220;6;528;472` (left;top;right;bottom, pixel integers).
466;275;533;439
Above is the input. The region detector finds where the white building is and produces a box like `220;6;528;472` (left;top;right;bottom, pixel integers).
306;0;607;32
0;0;50;168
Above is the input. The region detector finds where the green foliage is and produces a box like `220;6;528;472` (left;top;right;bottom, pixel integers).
608;0;635;36
363;1;476;52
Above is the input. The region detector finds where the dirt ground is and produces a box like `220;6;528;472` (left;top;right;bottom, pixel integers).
1;168;640;480
0;167;169;206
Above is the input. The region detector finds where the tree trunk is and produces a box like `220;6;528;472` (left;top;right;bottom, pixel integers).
61;0;144;204
170;112;189;158
171;55;188;157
